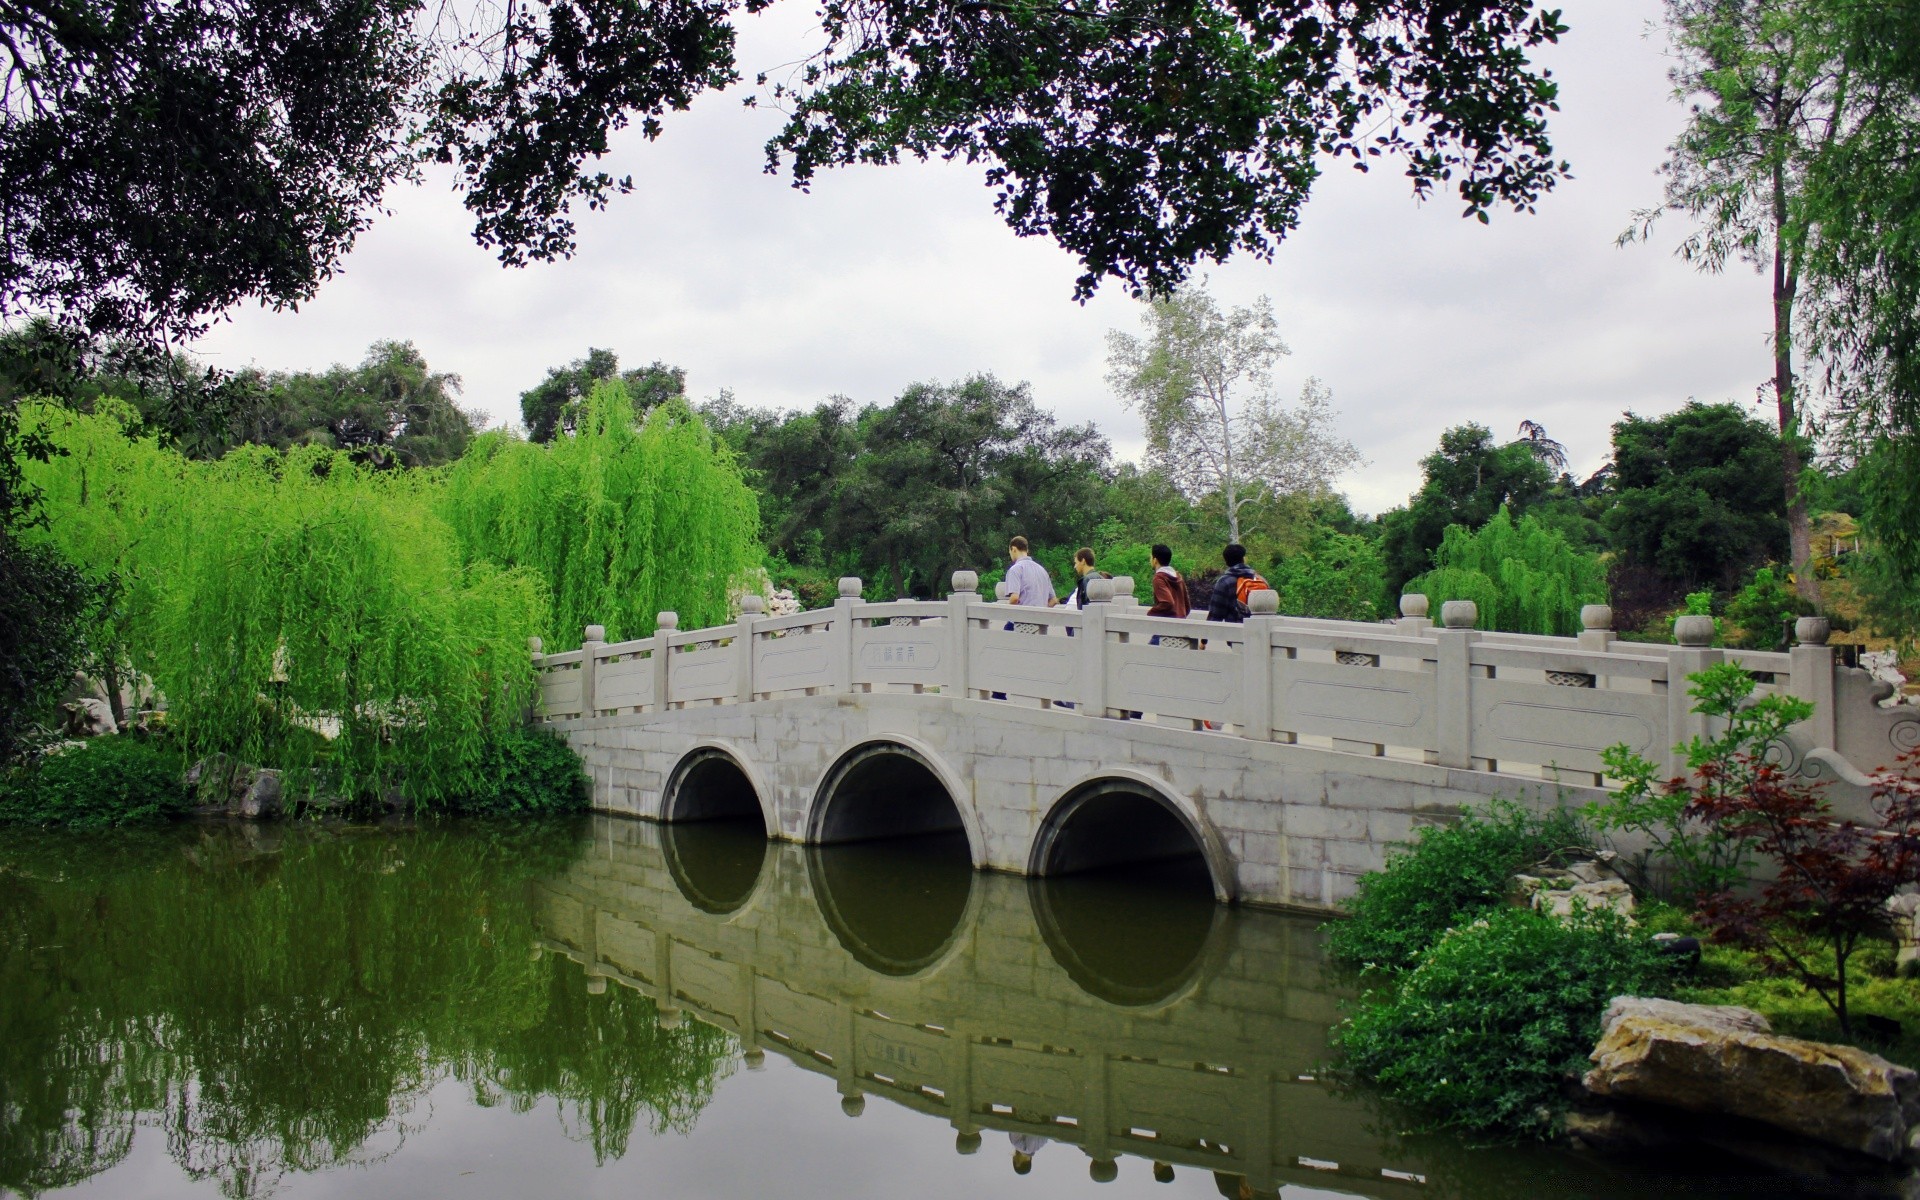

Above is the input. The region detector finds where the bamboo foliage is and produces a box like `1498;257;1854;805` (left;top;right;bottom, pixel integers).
439;382;761;649
1404;508;1606;635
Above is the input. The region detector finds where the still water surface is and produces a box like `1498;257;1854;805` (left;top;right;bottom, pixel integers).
0;816;1822;1198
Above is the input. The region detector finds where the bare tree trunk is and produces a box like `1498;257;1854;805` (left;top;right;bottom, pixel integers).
101;652;127;732
1773;159;1819;604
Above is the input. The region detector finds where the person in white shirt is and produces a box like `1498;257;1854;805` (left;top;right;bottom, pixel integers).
1004;535;1053;611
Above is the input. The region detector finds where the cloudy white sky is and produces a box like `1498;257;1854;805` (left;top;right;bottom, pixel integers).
192;0;1775;517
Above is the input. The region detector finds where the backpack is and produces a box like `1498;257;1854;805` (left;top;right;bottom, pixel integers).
1231;571;1270;619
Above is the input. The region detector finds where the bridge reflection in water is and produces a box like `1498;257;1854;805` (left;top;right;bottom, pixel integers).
536;815;1430;1198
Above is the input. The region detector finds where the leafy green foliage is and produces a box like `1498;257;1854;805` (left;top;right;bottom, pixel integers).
0;351;111;760
0;537;103;762
451;727;591;816
1271;531;1388;621
1338;906;1675;1141
1105;285;1358;543
1586;662;1814;901
1604;402;1788;592
21;403;547;806
1327;800;1592;975
0;736;187;828
1725;565;1813;649
1378;425;1554;593
443;383;760;646
1856;437;1920;646
1404;508;1606;635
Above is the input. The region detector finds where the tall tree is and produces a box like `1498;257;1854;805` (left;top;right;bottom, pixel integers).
846;375;1111;593
519;349;686;442
1106;284;1358;543
1604;401;1788;593
1621;0;1857;602
1377;424;1553;593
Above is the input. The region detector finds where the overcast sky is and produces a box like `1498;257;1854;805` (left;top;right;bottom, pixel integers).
191;0;1775;518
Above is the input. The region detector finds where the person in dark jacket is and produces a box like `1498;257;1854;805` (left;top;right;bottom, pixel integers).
1207;542;1260;622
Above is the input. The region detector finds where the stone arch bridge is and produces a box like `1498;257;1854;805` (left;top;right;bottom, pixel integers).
533;574;1916;911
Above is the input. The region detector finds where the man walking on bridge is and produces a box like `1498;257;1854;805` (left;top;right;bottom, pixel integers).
1004;536;1054;630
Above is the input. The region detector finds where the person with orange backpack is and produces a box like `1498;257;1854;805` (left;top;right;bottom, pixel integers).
1206;542;1270;623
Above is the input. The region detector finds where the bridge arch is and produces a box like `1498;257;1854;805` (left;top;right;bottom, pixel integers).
1027;770;1236;904
662;821;773;918
807;738;983;866
807;842;981;979
661;743;774;832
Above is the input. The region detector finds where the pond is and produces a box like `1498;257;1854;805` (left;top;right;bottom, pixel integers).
0;814;1826;1199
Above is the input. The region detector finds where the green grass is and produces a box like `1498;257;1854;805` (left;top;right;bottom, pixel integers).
1639;901;1920;1068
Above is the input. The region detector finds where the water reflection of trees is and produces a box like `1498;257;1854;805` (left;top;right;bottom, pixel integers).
0;821;735;1197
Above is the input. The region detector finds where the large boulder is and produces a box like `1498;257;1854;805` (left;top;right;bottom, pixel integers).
238;769;283;820
1584;997;1920;1162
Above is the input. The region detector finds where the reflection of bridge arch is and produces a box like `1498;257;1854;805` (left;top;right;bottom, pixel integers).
1028;872;1227;1009
807;839;980;979
662;743;773;832
1028;770;1236;903
662;821;773;917
535;817;1434;1200
807;738;983;866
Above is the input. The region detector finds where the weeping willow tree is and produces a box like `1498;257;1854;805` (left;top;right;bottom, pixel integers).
20;403;546;804
440;382;761;649
1404;508;1606;636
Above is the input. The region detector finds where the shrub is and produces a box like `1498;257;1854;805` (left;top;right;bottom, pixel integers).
1271;531;1387;621
1691;749;1920;1037
1326;800;1592;974
449;726;590;816
1724;565;1812;650
0;735;188;828
1585;662;1812;902
1338;906;1676;1141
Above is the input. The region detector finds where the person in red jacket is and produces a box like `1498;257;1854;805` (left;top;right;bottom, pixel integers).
1148;544;1190;618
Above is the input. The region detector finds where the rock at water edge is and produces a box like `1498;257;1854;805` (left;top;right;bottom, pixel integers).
1585;997;1920;1162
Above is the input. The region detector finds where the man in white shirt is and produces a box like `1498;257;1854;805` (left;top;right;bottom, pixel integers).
1004;536;1054;616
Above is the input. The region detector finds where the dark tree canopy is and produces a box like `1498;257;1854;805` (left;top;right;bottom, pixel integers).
518;348;686;442
765;0;1571;299
709;375;1112;596
2;0;1572;343
1604;401;1787;592
1377;423;1553;592
0;0;426;341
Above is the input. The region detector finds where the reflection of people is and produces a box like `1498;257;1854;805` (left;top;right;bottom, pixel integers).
1011;1131;1048;1175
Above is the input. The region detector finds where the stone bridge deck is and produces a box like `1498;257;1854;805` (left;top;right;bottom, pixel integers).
536;816;1431;1198
534;576;1917;911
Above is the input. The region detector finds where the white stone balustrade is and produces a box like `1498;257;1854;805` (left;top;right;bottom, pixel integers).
530;573;1918;910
